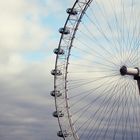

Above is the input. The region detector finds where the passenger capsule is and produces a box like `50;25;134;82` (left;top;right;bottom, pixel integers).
57;130;69;138
50;90;62;97
53;111;64;118
51;69;62;76
67;8;78;15
59;27;70;34
54;48;64;55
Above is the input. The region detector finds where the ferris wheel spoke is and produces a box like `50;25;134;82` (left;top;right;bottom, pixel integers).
124;31;140;66
70;55;120;69
69;78;118;100
122;81;134;140
68;73;119;90
108;0;124;55
103;84;131;139
124;0;136;60
122;84;133;140
96;80;132;139
77;24;122;64
104;85;128;140
70;63;117;71
76;78;126;138
73;77;123;130
69;76;120;109
72;45;121;67
51;0;140;139
88;0;126;64
123;27;140;65
70;46;117;64
112;81;131;140
131;81;140;135
85;0;122;51
85;80;127;140
127;82;135;140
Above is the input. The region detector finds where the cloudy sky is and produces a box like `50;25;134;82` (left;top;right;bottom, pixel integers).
1;0;140;140
0;0;75;139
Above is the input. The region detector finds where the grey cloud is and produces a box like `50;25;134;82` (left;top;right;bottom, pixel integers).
0;59;59;139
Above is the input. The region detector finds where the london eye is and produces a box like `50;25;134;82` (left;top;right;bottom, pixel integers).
51;0;140;139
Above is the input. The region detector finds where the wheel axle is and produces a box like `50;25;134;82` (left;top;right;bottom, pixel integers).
120;66;139;76
120;66;140;94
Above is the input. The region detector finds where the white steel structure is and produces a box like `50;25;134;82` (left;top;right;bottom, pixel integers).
51;0;140;140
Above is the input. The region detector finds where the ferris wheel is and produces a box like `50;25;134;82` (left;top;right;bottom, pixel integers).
51;0;140;139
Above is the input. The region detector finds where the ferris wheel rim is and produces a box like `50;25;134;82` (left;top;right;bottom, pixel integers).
53;1;93;140
51;0;140;140
53;0;93;139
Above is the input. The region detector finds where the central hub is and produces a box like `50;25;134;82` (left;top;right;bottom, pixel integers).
120;66;139;76
120;66;140;94
120;66;127;76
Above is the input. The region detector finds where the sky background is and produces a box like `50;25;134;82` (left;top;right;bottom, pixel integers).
0;0;75;139
1;1;140;140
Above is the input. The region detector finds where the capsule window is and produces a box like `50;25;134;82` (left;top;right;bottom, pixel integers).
51;69;62;76
53;111;64;118
59;27;70;35
67;8;78;15
50;90;62;97
54;48;64;55
57;130;69;138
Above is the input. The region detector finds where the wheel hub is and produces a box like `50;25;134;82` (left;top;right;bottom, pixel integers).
120;66;140;94
120;65;139;76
